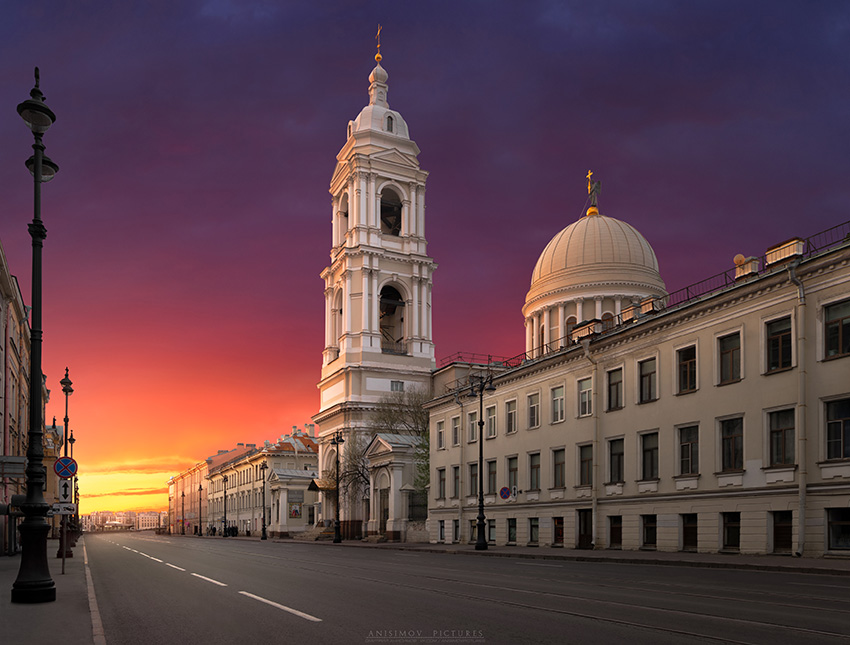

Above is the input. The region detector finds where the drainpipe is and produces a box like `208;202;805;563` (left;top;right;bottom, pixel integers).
788;260;807;557
581;339;599;548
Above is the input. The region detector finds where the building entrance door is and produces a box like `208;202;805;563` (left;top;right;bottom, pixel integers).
577;509;593;549
379;489;389;533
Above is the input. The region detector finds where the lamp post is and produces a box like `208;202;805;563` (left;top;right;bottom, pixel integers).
11;69;59;598
181;491;185;535
198;483;203;536
222;474;228;537
56;369;73;561
330;431;345;543
259;461;268;540
468;374;496;551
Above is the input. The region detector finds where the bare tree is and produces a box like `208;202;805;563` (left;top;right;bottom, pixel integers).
372;387;431;491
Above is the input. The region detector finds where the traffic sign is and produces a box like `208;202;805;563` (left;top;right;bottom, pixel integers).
54;456;78;479
52;503;76;515
58;479;73;503
499;487;511;500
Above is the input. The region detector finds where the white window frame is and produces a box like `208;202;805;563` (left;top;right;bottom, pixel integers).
467;411;478;443
635;353;659;404
485;405;497;438
505;399;517;434
764;405;796;467
672;340;699;395
606;365;624;411
760;310;795;374
676;422;700;476
714;325;745;385
527;392;540;429
638;429;660;481
436;420;445;450
716;413;745;473
551;385;565;423
577;377;592;417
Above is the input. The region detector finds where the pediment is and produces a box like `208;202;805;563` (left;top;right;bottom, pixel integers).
369;148;420;169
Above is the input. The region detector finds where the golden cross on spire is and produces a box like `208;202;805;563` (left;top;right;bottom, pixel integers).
586;170;601;213
375;24;383;62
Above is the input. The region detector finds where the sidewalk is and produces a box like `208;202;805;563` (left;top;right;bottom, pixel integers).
0;537;94;645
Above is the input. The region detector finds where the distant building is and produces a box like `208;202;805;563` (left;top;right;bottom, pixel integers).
428;191;850;557
135;511;161;531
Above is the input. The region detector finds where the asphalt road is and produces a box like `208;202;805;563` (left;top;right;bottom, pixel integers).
85;533;850;645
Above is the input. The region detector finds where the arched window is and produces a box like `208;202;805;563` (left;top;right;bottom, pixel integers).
336;193;349;246
602;312;615;331
380;286;406;354
566;317;577;341
380;188;402;236
386;115;394;133
333;290;344;344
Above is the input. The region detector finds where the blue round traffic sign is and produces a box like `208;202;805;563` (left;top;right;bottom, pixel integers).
54;456;78;479
499;487;511;500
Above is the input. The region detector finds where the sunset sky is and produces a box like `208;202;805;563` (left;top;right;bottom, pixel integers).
2;1;848;513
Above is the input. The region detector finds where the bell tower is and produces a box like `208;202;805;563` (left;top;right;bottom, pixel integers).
313;44;436;538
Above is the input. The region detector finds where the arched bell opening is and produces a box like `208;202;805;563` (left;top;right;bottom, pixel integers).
380;286;406;354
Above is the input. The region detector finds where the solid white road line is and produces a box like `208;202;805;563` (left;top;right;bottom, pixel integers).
191;573;227;586
83;542;107;645
238;591;322;622
165;563;186;571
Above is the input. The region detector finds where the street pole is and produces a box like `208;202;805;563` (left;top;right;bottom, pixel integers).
260;461;268;540
331;431;345;543
57;369;73;564
198;483;203;536
222;474;228;537
469;374;495;551
12;67;59;604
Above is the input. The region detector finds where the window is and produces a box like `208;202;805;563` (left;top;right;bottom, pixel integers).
641;432;659;480
721;417;744;471
436;469;446;499
607;368;623;410
578;378;592;417
468;411;478;442
723;512;741;550
451;417;460;446
436;421;445;449
390;380;404;392
639;358;657;402
609;438;624;483
507;518;517;543
469;520;477;543
528;518;539;544
553;449;565;488
527;393;540;428
682;514;698;551
719;332;741;383
766;317;792;372
486;460;497;495
505;400;517;433
773;511;792;553
507;456;518;490
828;508;850;550
468;463;478;497
769;409;795;466
529;453;541;491
386;115;394;132
487;519;496;543
438;520;445;541
551;386;565;423
452;519;460;542
609;516;622;548
641;514;657;548
679;425;699;475
485;406;496;438
451;466;460;498
553;517;564;544
826;398;850;460
825;299;850;358
678;345;697;393
579;445;593;486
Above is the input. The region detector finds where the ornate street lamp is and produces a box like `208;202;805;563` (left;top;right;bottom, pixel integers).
181;491;185;535
222;474;228;537
330;431;345;543
468;374;496;551
57;369;73;560
12;68;59;603
259;461;268;540
198;483;203;536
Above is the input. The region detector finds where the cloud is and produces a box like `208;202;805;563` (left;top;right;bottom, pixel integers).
85;457;200;475
84;487;167;499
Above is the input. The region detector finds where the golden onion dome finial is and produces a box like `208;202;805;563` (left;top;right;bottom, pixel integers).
375;24;383;62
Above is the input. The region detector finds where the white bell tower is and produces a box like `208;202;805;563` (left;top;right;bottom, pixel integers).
313;44;436;538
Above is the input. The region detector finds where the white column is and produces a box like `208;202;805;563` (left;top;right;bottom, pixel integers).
576;298;584;323
408;184;417;237
595;296;603;320
371;270;379;335
344;271;352;335
348;177;357;229
358;173;367;230
543;307;551;350
559;303;566;345
368;174;376;228
331;199;338;246
525;318;533;354
412;276;420;338
361;267;369;333
388;465;405;531
426;281;433;341
324;288;332;348
615;296;623;316
279;488;289;536
417;186;425;238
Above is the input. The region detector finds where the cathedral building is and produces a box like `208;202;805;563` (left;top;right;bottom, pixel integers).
428;180;850;557
312;46;435;540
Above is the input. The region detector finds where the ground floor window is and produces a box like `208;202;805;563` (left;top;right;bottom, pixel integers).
507;518;517;544
438;520;445;542
828;508;850;550
609;515;622;549
469;520;477;543
528;517;539;544
553;516;564;545
723;512;741;551
773;511;793;553
682;513;698;552
487;519;496;543
453;519;460;543
641;514;657;549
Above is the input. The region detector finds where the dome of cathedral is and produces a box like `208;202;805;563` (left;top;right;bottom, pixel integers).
524;210;666;314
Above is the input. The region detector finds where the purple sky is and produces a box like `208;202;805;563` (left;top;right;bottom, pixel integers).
2;1;848;510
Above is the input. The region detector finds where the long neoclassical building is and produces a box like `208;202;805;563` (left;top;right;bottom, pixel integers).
428;184;850;557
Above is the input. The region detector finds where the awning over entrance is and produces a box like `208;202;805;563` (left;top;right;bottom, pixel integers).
308;478;336;492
